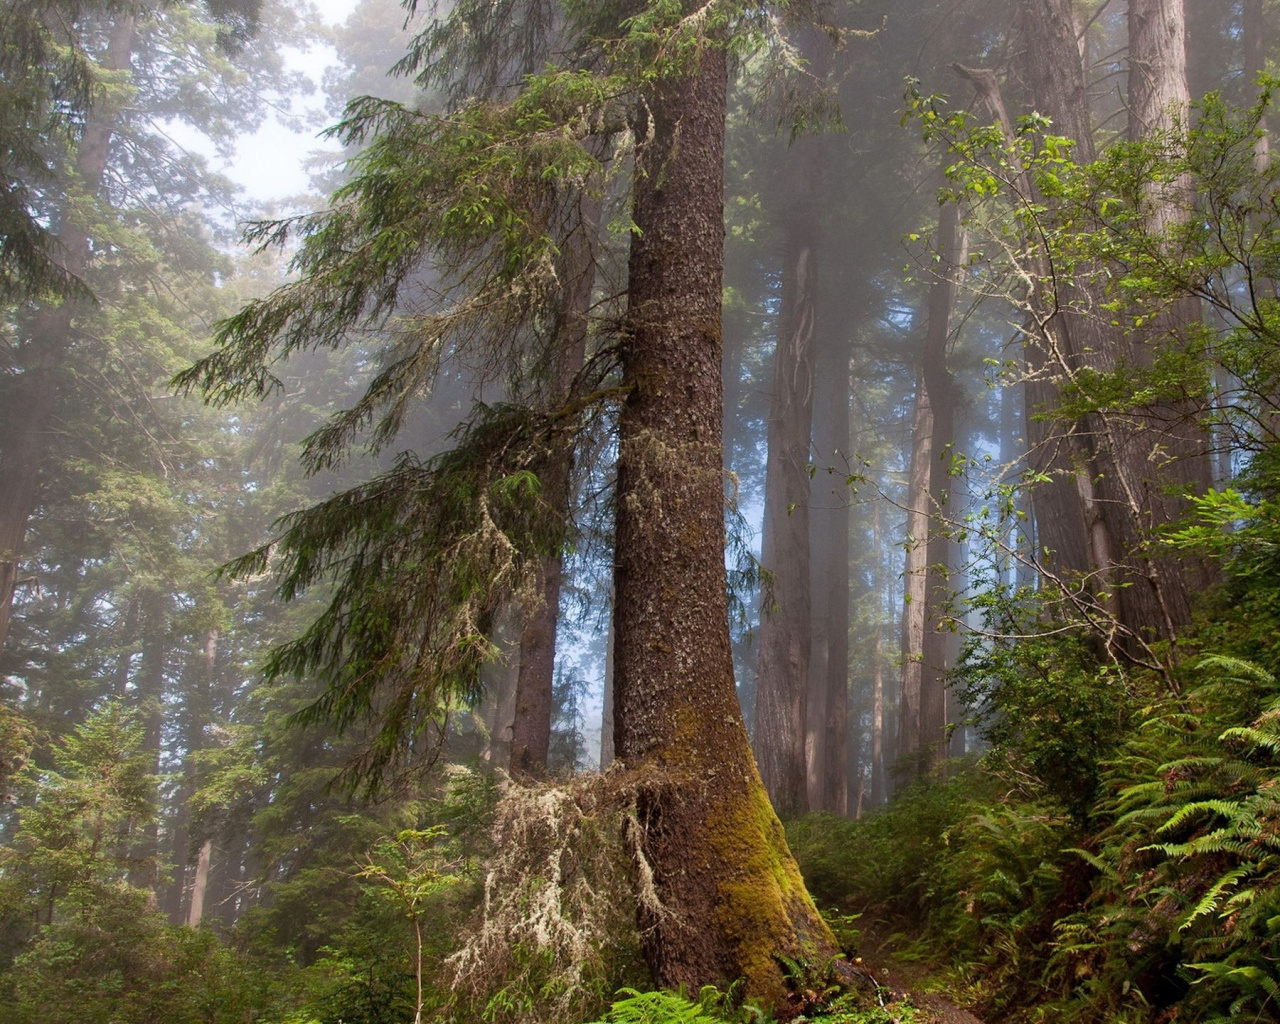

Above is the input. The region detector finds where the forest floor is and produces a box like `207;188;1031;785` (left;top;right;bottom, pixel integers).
857;932;985;1024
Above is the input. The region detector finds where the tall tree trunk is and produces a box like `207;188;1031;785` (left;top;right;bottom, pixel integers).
919;201;965;774
186;839;213;927
1246;0;1270;169
754;134;819;818
134;586;167;891
1111;0;1218;644
510;198;599;775
479;605;521;766
0;14;135;651
612;38;841;1003
167;628;218;921
897;379;932;772
807;327;849;814
599;607;615;768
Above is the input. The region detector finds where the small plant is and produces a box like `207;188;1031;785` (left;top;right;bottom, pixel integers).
355;826;459;1024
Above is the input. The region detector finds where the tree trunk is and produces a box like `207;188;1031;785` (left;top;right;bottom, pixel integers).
0;14;136;652
612;37;841;1004
1111;0;1218;644
754;172;818;818
600;607;615;768
807;328;849;814
1129;0;1190;149
510;197;598;775
167;628;218;921
919;201;965;774
479;605;521;766
1246;0;1270;169
186;839;213;928
897;379;932;772
869;500;888;807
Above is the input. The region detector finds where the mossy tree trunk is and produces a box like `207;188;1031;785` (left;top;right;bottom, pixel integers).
611;35;842;1007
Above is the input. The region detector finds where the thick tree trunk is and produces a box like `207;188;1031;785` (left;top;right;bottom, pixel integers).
0;15;135;652
612;39;841;1004
754;166;818;818
1129;0;1190;149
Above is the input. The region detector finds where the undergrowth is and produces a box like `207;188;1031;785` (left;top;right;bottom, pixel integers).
786;649;1280;1023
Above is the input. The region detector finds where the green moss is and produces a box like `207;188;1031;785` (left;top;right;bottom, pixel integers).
704;776;839;1006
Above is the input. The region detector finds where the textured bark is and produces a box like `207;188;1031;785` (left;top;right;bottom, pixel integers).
754;144;819;818
919;201;964;775
1129;0;1190;148
612;39;841;1003
0;15;135;652
898;381;932;768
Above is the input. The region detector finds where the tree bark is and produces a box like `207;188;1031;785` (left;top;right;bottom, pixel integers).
612;37;841;1004
479;605;521;766
807;328;849;814
754;150;818;818
898;379;932;772
1246;0;1270;169
186;839;213;928
600;607;615;768
0;14;135;652
510;197;599;775
919;201;965;774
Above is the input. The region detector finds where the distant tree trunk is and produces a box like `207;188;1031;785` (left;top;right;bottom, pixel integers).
898;378;932;772
612;37;842;1003
510;198;598;775
1112;0;1218;644
919;201;965;773
1246;0;1270;169
167;628;218;921
0;15;136;652
599;609;615;768
754;132;819;818
186;839;213;927
135;587;168;891
807;328;849;814
479;605;521;766
870;610;886;802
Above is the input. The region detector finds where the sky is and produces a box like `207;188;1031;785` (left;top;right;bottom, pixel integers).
218;0;362;204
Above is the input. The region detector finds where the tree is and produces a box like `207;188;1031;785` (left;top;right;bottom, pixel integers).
179;1;846;1005
754;118;820;819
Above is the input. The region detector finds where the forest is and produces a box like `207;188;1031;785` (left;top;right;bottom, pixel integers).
3;0;1280;1021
